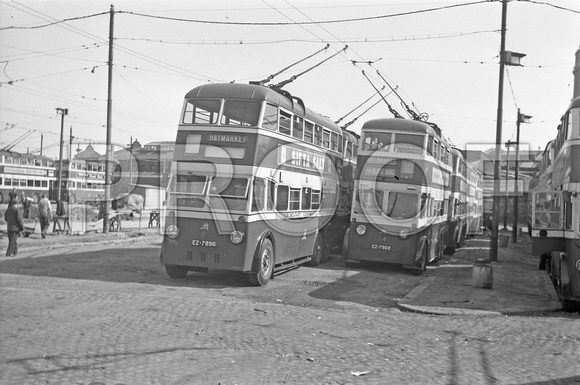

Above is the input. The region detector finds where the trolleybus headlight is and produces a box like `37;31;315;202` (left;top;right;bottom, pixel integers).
230;230;244;244
356;224;366;235
166;225;180;239
399;230;409;239
576;259;580;273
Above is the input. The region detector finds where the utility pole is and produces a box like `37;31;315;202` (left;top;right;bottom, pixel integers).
103;4;115;233
490;0;508;262
56;107;68;203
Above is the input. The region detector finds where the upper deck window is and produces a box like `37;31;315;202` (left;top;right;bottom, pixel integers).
221;100;261;126
393;133;424;154
262;103;278;131
304;121;314;143
362;132;392;150
293;116;304;140
183;99;220;125
279;111;292;135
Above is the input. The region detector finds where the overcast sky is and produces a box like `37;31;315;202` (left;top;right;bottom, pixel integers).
1;0;579;159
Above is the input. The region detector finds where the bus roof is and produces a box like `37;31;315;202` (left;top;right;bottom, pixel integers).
567;96;580;110
185;83;341;133
361;118;440;138
0;150;54;163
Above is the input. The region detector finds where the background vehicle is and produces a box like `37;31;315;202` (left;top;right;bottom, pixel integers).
531;96;580;311
0;150;55;204
342;118;453;274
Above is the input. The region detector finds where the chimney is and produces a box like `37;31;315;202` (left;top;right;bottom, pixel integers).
574;46;580;99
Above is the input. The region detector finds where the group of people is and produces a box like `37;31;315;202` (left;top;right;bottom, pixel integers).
4;189;52;257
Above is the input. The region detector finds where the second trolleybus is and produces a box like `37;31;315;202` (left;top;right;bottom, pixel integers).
341;118;453;274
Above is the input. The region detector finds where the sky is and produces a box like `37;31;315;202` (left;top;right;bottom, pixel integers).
1;0;579;160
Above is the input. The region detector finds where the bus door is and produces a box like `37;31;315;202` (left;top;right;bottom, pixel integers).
531;190;564;256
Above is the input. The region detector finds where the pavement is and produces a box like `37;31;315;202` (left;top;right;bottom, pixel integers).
1;218;565;316
397;230;564;316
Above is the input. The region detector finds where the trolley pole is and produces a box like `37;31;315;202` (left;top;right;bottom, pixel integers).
103;4;115;233
490;0;508;262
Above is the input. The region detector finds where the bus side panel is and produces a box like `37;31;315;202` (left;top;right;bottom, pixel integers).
547;240;580;304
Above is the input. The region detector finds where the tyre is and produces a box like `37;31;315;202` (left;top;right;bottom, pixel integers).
165;265;188;278
561;299;579;312
248;239;274;286
412;243;428;276
307;233;324;267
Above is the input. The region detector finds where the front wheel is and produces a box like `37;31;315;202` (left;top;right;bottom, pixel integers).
249;239;274;286
412;243;428;276
165;265;188;279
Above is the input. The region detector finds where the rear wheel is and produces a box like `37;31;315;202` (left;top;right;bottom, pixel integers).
249;239;274;286
165;265;188;279
307;233;324;266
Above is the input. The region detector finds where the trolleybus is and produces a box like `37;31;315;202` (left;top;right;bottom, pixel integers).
342;118;452;274
443;148;468;254
531;96;580;311
465;160;483;237
161;82;349;285
49;158;105;203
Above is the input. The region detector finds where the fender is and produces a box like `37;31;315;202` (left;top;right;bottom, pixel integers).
251;230;275;274
341;228;350;260
560;253;571;298
415;235;428;264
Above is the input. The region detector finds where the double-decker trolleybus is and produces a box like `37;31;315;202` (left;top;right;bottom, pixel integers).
49;158;105;203
0;150;55;204
342;118;452;274
531;96;580;311
444;148;468;254
465;160;483;237
161;82;347;285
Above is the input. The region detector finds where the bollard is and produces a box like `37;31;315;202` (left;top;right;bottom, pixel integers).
499;234;509;247
472;259;493;289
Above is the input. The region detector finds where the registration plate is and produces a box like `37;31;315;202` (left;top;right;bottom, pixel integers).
192;240;217;247
371;244;392;251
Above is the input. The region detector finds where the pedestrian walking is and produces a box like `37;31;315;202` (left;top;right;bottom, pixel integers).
8;188;18;207
21;192;32;219
38;193;52;239
4;198;24;257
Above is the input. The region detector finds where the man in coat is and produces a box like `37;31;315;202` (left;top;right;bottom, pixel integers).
37;193;52;239
4;198;24;257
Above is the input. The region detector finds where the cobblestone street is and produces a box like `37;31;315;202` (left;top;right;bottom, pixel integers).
1;271;579;385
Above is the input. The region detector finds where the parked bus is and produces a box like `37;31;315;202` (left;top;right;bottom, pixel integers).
443;148;468;254
465;160;483;237
0;150;55;204
161;82;351;285
49;158;105;204
531;96;580;311
342;118;452;274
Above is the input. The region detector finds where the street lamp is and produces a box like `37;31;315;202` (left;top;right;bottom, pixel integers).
511;110;532;243
503;140;515;230
56;108;68;204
